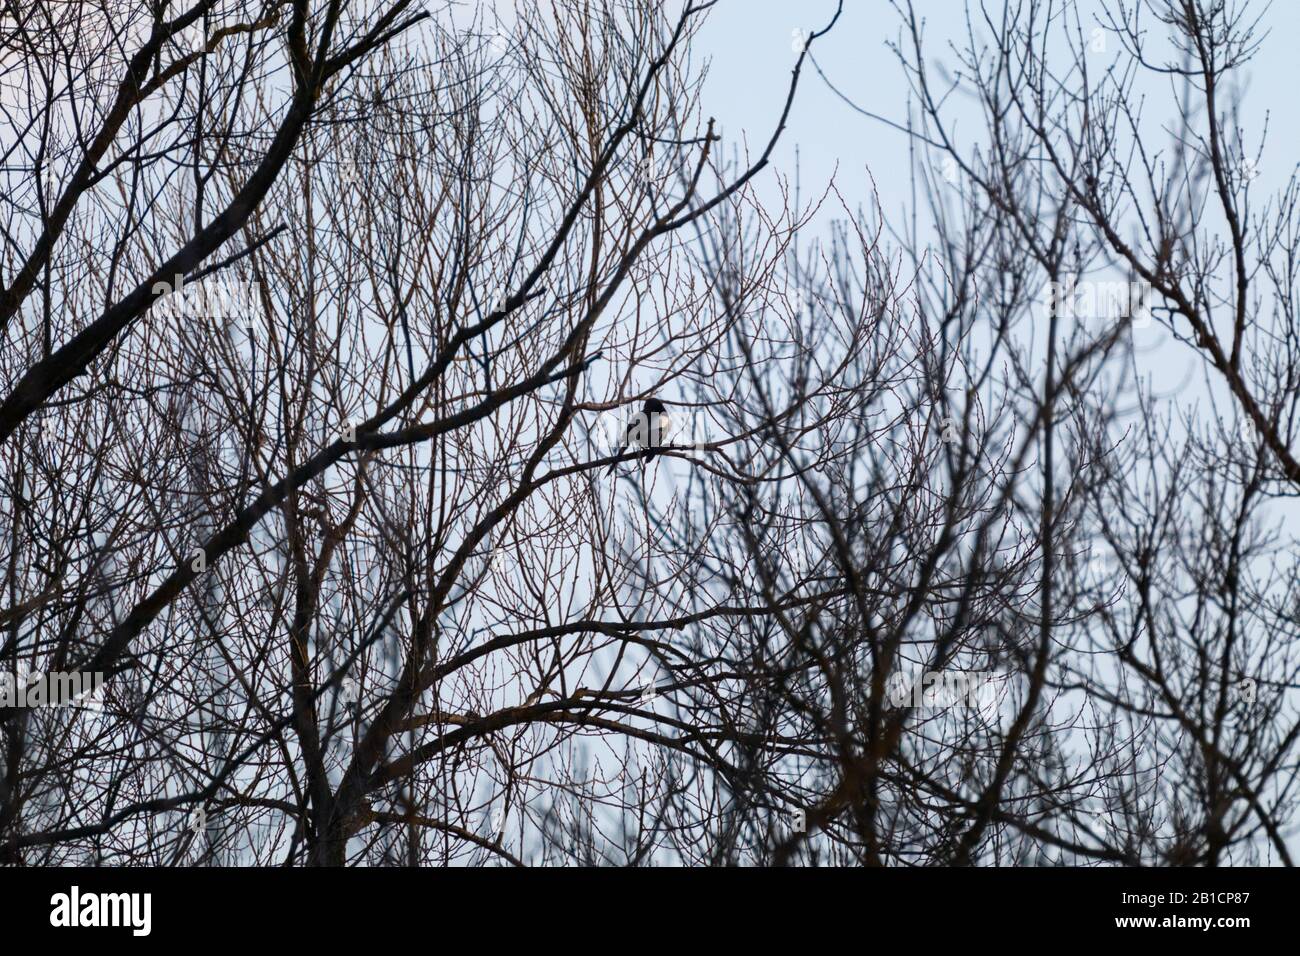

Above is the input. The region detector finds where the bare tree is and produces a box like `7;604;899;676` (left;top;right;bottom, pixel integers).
780;0;1300;865
5;0;1292;871
0;0;872;866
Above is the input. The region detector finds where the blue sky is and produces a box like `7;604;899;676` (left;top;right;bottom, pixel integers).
697;0;1300;217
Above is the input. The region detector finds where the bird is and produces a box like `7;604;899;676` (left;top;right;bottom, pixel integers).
608;398;671;473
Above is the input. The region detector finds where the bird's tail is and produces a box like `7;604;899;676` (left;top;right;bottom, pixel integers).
607;445;626;474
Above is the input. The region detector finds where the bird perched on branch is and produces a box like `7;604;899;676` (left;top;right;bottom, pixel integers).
608;398;671;473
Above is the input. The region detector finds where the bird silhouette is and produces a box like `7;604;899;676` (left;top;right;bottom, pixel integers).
608;398;671;473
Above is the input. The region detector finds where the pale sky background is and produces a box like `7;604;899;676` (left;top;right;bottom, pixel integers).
690;0;1300;450
696;0;1299;230
691;0;1300;861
